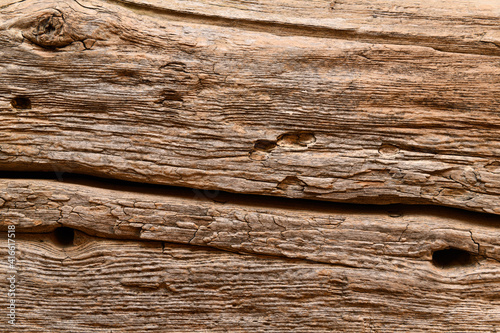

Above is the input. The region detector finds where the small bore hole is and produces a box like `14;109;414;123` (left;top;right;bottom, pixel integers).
11;96;32;109
432;248;475;268
54;227;75;247
253;140;277;152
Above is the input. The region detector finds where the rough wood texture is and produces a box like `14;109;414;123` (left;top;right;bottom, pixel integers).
2;178;500;267
2;178;500;331
110;0;500;56
1;229;500;332
1;0;500;213
1;0;500;331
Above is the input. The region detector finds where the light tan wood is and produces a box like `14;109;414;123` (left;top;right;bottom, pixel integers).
0;0;499;213
108;0;500;56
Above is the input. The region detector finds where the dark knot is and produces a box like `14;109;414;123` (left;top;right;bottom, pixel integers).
23;10;75;49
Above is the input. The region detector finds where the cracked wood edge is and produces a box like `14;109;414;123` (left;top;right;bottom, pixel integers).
0;0;500;214
103;0;500;57
1;178;500;269
1;233;500;332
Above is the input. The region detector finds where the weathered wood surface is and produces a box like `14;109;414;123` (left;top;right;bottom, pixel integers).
1;178;500;267
0;235;498;333
1;223;500;332
111;0;500;56
0;0;500;213
1;0;500;331
1;178;500;331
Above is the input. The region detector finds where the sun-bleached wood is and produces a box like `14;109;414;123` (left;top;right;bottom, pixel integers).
0;0;499;213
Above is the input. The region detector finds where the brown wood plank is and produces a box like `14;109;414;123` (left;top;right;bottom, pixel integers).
2;1;500;331
2;178;500;267
0;232;499;332
0;0;499;215
106;0;500;56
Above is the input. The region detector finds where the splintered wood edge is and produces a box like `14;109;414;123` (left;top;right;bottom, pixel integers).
1;178;499;270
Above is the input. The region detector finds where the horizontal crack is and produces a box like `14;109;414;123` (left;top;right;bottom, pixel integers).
0;171;498;220
2;172;500;269
2;170;500;220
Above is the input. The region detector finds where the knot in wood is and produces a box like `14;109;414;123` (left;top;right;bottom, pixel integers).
24;10;75;49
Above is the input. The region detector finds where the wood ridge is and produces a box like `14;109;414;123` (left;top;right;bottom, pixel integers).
2;175;500;270
104;0;500;57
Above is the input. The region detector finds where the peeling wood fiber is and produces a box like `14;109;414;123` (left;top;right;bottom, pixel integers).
1;178;500;268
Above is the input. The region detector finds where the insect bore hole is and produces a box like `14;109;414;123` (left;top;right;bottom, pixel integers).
253;140;277;152
54;227;75;247
432;248;475;269
11;96;32;109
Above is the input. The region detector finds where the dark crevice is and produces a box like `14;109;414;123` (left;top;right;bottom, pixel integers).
432;248;477;269
2;171;499;267
53;227;75;247
11;96;32;109
253;140;277;152
0;171;499;225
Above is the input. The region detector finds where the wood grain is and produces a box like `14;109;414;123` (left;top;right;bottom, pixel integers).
1;231;500;332
2;178;500;268
2;1;500;331
108;0;500;56
0;0;499;213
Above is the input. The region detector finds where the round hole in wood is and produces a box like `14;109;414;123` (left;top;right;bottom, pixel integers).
11;96;32;109
54;227;75;247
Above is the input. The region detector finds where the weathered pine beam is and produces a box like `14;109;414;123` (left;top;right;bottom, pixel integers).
0;0;499;215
